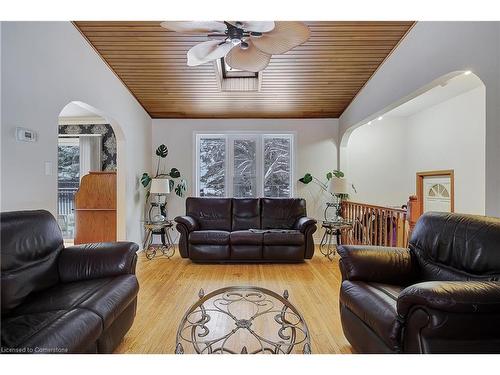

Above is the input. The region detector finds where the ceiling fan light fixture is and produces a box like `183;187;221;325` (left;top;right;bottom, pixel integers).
161;21;310;72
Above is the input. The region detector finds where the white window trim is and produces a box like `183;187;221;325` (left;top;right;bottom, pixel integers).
194;131;296;198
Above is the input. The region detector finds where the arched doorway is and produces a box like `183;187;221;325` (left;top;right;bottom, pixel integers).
338;70;486;215
57;101;126;244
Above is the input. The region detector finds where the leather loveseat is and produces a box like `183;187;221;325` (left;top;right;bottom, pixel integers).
338;212;500;353
1;210;139;354
175;197;317;262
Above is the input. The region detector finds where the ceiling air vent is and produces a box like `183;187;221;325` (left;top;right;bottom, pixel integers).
214;58;262;92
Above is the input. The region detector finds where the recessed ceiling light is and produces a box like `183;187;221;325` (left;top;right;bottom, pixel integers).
377;116;383;121
368;121;372;125
464;70;472;75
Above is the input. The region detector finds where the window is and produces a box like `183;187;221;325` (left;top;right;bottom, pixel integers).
263;136;292;198
195;133;294;198
221;58;258;79
198;137;226;197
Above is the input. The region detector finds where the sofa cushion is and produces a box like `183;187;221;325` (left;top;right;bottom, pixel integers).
4;275;138;332
232;198;261;230
340;280;404;351
189;230;230;245
263;245;304;261
77;275;139;330
263;230;304;245
186;197;232;231
1;210;64;313
7;277;118;316
1;308;102;352
231;245;263;260
230;230;263;245
189;245;230;261
261;198;307;229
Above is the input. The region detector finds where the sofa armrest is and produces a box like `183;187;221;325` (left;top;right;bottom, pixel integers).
174;215;199;232
58;242;138;282
398;281;500;317
293;216;317;233
337;245;414;284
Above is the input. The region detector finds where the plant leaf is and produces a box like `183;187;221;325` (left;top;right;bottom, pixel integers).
332;169;344;178
155;144;169;158
326;172;333;180
169;167;181;178
140;173;152;188
175;179;187;197
298;173;313;184
169;179;175;191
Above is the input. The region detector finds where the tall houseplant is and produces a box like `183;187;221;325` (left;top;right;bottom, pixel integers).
299;170;354;221
298;169;352;199
141;144;187;200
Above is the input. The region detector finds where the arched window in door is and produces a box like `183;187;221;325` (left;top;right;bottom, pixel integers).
428;183;450;198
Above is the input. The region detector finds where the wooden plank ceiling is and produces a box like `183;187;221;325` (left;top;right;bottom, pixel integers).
74;21;414;119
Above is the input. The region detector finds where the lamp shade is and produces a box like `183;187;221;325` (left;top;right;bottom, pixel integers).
150;178;171;194
328;177;348;194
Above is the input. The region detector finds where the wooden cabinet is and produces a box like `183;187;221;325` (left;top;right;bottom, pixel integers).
74;171;116;244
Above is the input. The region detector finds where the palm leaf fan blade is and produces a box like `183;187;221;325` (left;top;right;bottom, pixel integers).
225;41;271;72
251;21;310;55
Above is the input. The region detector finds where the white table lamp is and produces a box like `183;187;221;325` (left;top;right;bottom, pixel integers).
328;177;348;195
149;178;170;221
150;178;171;194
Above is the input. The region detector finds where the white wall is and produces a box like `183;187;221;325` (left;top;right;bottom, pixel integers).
152;119;339;241
1;22;152;244
346;117;409;207
347;86;486;215
339;22;500;217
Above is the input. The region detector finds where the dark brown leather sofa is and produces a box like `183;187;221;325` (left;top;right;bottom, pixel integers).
1;210;139;354
338;212;500;353
175;197;317;262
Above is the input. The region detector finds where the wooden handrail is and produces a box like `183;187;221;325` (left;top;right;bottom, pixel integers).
341;200;408;213
340;197;414;248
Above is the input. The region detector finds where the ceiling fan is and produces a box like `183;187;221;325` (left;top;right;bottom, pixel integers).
160;21;310;72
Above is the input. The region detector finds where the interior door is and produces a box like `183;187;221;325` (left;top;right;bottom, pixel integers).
423;176;452;213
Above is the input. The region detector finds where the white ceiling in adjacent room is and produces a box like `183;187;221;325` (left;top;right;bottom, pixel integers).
59;102;104;118
386;73;483;118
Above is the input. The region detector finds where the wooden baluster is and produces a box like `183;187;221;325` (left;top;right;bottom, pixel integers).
378;209;382;246
389;210;394;247
355;204;360;244
383;210;389;246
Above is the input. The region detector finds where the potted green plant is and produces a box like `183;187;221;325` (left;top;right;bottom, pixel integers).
140;144;187;221
299;170;355;221
140;144;187;199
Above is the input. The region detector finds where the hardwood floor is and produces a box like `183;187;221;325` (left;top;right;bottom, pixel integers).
114;246;353;354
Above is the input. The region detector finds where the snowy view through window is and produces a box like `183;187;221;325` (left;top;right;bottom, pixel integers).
233;139;257;197
199;138;226;197
197;134;292;198
264;137;291;197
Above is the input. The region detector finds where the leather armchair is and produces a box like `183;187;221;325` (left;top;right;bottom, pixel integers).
338;212;500;354
1;210;140;354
